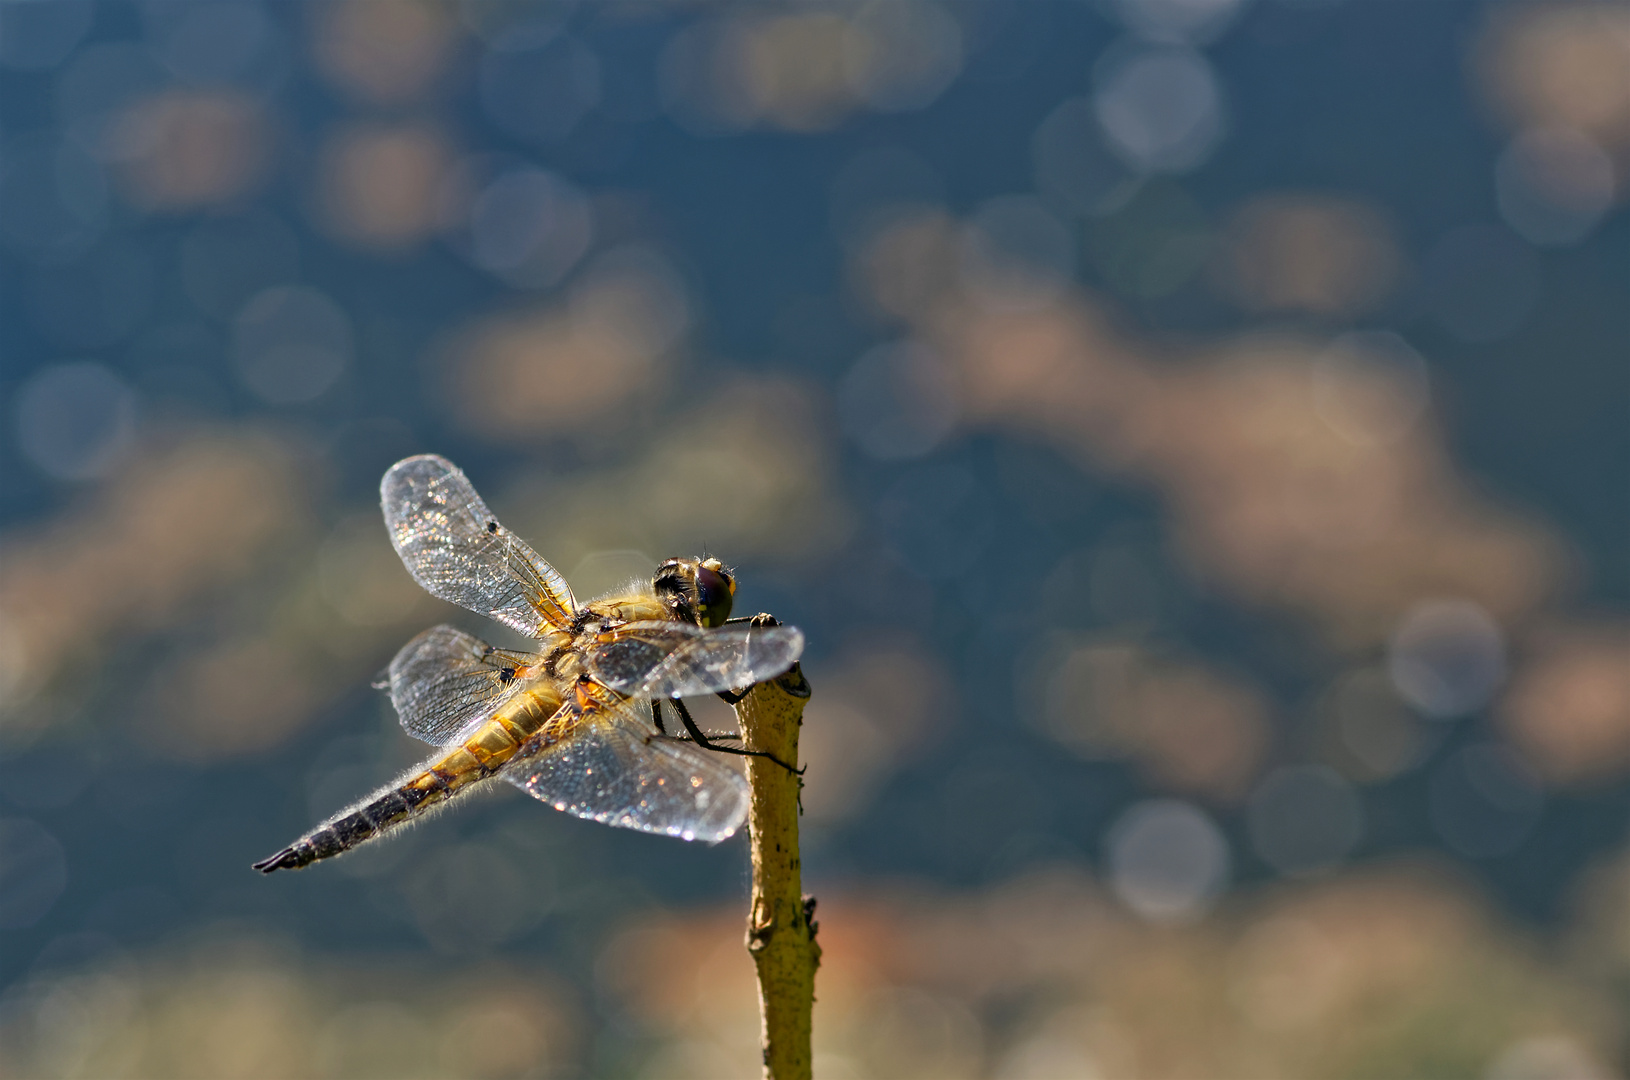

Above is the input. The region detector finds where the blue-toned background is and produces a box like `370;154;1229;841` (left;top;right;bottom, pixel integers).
2;2;1627;1077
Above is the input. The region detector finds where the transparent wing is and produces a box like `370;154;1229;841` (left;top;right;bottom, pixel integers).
381;454;577;638
504;686;748;843
386;624;539;745
583;621;805;699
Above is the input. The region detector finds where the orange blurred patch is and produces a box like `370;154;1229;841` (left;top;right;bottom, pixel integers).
1211;195;1402;318
1041;642;1270;802
599;864;1620;1080
852;209;963;325
441;250;694;445
0;431;307;729
1474;3;1630;151
1499;622;1630;784
149;640;324;761
316;123;452;250
865;223;1570;647
661;7;962;137
312;0;459;105
1138;341;1564;647
114;90;273;211
742;13;859;132
0;937;576;1080
444;306;669;444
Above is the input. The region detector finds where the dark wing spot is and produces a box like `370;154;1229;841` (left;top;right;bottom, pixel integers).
486;521;499;534
498;667;516;685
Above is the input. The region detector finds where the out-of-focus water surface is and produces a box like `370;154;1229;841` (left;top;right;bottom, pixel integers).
1;2;1626;1077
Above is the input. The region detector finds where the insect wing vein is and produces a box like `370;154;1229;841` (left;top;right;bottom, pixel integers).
586;622;804;698
387;624;536;745
503;687;748;842
381;454;577;637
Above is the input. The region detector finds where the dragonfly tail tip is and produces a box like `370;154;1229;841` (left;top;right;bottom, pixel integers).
252;847;302;874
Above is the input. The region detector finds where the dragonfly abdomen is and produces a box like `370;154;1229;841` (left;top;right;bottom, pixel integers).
251;771;446;872
254;687;562;873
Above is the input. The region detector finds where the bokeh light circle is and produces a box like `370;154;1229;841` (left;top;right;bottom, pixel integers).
1388;599;1507;719
14;360;138;481
1094;45;1226;174
1246;765;1364;877
1105;798;1230;923
838;340;958;460
1495;127;1616;247
1428;743;1543;859
232;286;353;405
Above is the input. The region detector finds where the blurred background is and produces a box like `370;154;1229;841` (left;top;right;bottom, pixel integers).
1;0;1626;1076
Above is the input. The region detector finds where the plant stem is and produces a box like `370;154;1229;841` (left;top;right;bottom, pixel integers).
734;615;818;1080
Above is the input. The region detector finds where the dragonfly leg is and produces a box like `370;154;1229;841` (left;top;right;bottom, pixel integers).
716;615;782;707
653;699;744;741
671;698;802;775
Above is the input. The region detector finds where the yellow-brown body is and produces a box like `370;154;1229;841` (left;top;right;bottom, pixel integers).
254;450;783;872
253;595;669;872
253;679;565;872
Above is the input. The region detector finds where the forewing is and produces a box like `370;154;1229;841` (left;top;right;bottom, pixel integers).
504;688;748;842
387;624;537;745
580;624;694;693
381;454;577;637
584;621;804;699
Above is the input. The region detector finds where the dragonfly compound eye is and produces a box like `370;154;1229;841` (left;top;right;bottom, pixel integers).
695;564;734;628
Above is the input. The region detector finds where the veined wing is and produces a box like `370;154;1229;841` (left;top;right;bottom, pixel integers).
504;684;748;842
381;454;577;638
583;621;804;699
386;624;539;745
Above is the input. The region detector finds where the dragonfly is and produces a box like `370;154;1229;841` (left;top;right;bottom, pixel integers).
254;454;803;873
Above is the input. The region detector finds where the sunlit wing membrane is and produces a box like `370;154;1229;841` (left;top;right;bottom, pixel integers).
503;686;749;842
387;624;537;745
381;454;577;638
584;621;805;699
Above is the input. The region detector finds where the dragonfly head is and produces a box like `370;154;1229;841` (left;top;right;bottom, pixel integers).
654;556;735;628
